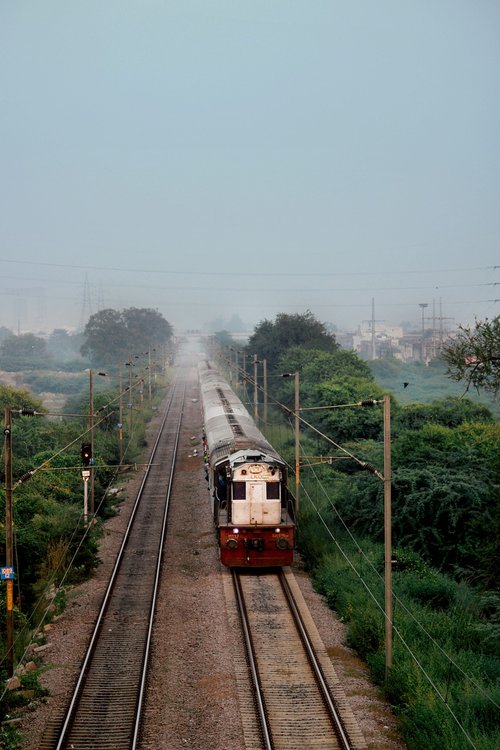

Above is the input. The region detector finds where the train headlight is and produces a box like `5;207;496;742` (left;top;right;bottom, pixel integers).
275;538;289;550
226;539;238;549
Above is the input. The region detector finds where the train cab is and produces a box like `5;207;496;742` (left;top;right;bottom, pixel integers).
212;450;295;567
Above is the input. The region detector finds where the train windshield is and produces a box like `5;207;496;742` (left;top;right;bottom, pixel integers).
232;480;280;500
233;481;246;499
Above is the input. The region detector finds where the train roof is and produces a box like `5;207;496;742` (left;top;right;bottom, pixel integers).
199;359;285;469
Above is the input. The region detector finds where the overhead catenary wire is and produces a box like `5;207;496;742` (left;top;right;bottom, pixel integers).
0;257;497;277
233;358;382;477
1;272;498;293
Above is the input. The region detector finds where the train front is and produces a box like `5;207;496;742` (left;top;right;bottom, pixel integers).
217;449;295;567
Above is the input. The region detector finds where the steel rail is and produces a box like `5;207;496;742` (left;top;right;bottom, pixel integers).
54;379;184;750
234;569;354;750
131;382;185;748
232;570;273;750
278;571;352;750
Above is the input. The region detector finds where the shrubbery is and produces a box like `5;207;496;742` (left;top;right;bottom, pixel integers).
261;383;499;750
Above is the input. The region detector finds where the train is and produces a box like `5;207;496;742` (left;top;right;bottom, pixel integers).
199;358;295;567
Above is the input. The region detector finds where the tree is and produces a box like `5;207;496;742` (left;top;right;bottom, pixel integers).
246;311;337;369
309;376;387;443
47;328;84;363
441;316;500;396
80;307;173;364
80;309;126;363
280;347;372;382
121;307;173;347
326;420;500;586
274;347;376;433
0;327;13;345
394;396;493;433
0;333;50;370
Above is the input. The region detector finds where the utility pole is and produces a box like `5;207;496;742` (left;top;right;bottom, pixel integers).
371;298;375;360
242;353;247;403
148;350;152;407
262;358;268;426
118;366;124;464
234;348;239;387
282;371;300;513
253;354;259;422
3;406;14;677
89;370;94;523
433;298;453;352
362;298;383;360
294;370;300;513
383;394;393;676
418;303;429;363
126;356;133;434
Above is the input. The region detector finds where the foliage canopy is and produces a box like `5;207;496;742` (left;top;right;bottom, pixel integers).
0;333;50;370
81;307;173;364
441;316;500;396
246;311;337;369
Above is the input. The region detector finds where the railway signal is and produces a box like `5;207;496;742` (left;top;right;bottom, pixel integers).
81;442;92;466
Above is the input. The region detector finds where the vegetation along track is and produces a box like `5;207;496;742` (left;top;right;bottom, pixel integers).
233;568;367;750
48;378;186;750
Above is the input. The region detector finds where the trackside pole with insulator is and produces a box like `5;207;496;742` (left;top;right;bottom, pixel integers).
3;406;14;677
253;354;259;422
118;366;124;464
263;358;268;426
384;394;393;674
294;370;300;513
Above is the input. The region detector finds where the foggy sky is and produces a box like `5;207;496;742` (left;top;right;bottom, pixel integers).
1;1;499;336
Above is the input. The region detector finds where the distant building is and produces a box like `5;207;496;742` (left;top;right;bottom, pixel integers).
337;322;448;363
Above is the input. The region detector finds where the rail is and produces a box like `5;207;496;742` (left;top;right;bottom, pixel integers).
53;379;185;749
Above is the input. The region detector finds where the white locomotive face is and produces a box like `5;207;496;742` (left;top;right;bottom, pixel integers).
230;463;282;526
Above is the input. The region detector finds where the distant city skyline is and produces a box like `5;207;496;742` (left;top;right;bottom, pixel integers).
0;265;486;339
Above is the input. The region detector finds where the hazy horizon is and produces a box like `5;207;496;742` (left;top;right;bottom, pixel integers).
2;2;498;336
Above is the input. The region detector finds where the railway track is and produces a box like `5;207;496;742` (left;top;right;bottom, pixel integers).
232;568;366;750
44;378;186;750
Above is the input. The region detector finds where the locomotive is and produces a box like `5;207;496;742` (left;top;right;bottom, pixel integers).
199;359;295;567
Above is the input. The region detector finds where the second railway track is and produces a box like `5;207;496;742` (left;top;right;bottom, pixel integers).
49;377;186;750
233;568;367;750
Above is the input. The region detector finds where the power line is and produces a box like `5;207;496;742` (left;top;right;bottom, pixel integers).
2;274;497;294
0;257;497;278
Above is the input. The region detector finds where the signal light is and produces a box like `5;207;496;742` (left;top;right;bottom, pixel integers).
81;442;92;466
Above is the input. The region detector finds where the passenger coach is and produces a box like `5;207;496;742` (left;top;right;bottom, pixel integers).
199;359;295;567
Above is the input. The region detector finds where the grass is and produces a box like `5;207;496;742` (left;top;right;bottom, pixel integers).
297;495;500;750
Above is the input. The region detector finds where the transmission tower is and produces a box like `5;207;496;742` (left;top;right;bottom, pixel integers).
79;275;93;332
362;298;384;360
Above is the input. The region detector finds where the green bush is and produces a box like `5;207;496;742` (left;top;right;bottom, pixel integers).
20;671;49;699
346;608;383;659
397;571;456;610
398;700;458;750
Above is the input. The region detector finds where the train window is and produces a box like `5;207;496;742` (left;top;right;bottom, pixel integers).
266;483;280;499
233;482;246;500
